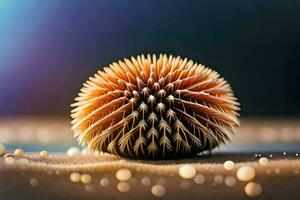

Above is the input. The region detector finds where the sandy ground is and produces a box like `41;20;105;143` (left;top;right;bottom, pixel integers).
0;152;299;200
0;118;300;199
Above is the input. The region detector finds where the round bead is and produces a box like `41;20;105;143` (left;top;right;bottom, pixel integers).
39;151;48;158
116;168;132;181
100;178;110;186
236;166;255;182
259;157;269;166
81;173;92;184
224;160;235;170
194;174;205;184
117;182;130;192
70;172;81;183
151;184;166;197
179;164;196;179
244;182;262;197
14;149;24;158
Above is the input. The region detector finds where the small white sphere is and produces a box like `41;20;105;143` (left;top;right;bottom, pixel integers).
117;182;130;192
224;160;235;171
141;177;151;186
236;166;255;182
81;173;92;184
214;175;223;184
14;149;24;158
259;157;269;166
179;164;196;179
151;184;166;197
225;176;236;187
194;174;205;184
116;168;132;181
70;172;81;183
244;182;262;197
100;178;110;186
39;150;48;158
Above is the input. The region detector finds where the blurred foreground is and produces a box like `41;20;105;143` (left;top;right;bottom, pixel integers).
0;117;300;199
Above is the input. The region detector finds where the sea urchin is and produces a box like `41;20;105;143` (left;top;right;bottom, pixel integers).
71;54;240;159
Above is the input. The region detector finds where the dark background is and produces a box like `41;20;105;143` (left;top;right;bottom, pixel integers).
0;0;299;117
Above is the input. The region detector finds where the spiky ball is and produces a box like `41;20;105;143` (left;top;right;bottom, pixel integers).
71;54;240;159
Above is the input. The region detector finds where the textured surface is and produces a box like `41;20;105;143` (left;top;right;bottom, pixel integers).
0;118;300;199
71;54;239;159
0;153;300;200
